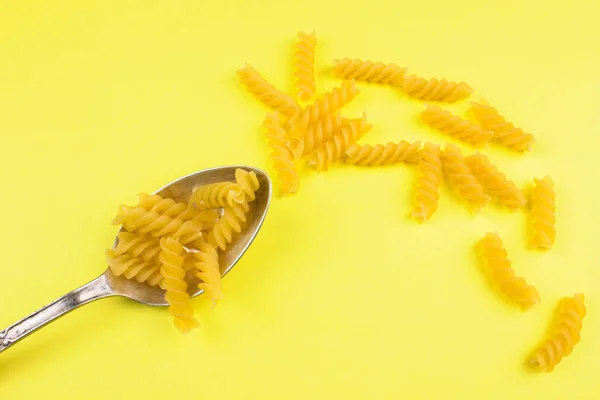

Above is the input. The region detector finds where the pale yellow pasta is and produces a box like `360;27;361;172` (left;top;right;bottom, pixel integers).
207;204;247;251
159;237;199;334
264;112;300;195
294;31;317;101
470;101;535;151
441;144;490;212
411;142;442;223
345;140;421;166
194;241;223;306
189;182;245;209
234;168;260;202
530;176;556;249
112;194;196;226
105;249;161;284
465;153;526;210
402;75;473;102
113;232;160;257
421;104;493;148
237;63;299;118
333;58;407;86
288;111;344;158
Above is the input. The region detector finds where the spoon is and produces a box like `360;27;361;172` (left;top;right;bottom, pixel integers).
0;165;272;353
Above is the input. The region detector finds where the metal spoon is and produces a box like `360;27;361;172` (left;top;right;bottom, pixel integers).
0;165;272;353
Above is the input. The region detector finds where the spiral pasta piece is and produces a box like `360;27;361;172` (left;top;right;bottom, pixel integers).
465;153;526;210
411;142;442;223
159;237;199;334
530;176;556;249
194;241;223;305
477;232;540;309
207;204;247;251
264;112;300;195
294;31;317;101
421;105;493;148
169;214;206;244
309;113;372;171
288;111;344;158
530;294;586;372
345;140;421;166
441;144;490;212
402;75;473;102
136;193;196;219
289;80;359;136
234;168;260;202
105;248;162;285
470;101;535;151
333;58;407;86
189;182;245;209
237;63;299;118
114;232;160;257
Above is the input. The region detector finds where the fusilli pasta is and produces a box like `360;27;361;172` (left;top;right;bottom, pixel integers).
530;294;586;372
264;112;300;195
411;142;442;223
477;232;540;309
234;168;260;202
194;241;223;306
333;58;407;86
294;31;317;101
465;153;526;210
189;182;245;209
402;75;473;102
159;237;200;334
288;111;344;158
470;101;535;151
237;63;299;118
530;176;556;249
207;204;246;251
421;104;493;148
441;144;490;212
345;140;421;166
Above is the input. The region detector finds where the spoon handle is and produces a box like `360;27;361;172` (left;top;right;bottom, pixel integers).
0;274;114;354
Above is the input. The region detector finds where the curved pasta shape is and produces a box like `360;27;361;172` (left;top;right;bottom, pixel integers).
170;214;206;244
478;232;540;309
530;176;556;249
237;63;299;118
264;112;300;195
235;168;260;202
289;111;344;158
411;142;442;223
465;153;526;210
470;101;535;151
309;113;372;171
345;140;421;166
114;232;160;258
294;31;317;101
530;294;586;372
441;144;490;212
189;182;245;209
333;58;407;86
289;80;359;136
402;75;473;102
136;193;193;218
159;237;199;334
194;241;223;305
421;105;493;148
207;204;246;251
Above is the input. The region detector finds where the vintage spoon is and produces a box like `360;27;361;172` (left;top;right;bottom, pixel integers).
0;165;272;353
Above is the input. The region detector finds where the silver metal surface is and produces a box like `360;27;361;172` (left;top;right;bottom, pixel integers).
0;165;272;354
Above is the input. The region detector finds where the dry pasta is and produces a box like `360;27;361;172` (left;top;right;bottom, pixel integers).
294;31;317;101
441;144;490;212
470;101;535;151
465;153;526;210
237;63;299;118
189;182;245;209
264;112;300;195
411;142;442;223
345;140;421;166
530;294;586;372
333;58;407;86
194;241;223;306
477;232;540;309
288;111;344;158
402;75;473;102
421;104;493;148
234;168;260;202
530;176;556;249
207;204;247;251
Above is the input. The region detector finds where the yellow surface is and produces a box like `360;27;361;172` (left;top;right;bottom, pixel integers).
0;1;599;398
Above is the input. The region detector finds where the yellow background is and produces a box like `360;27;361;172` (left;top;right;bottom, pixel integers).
0;1;598;398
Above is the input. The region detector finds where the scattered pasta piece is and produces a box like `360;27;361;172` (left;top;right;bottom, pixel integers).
288;111;344;159
411;142;442;223
237;63;299;118
441;144;490;212
345;140;421;166
421;104;493;148
333;58;407;86
530;176;556;249
402;75;473;102
530;294;586;372
470;101;535;151
477;232;540;309
294;31;317;101
465;153;526;210
264;112;300;195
